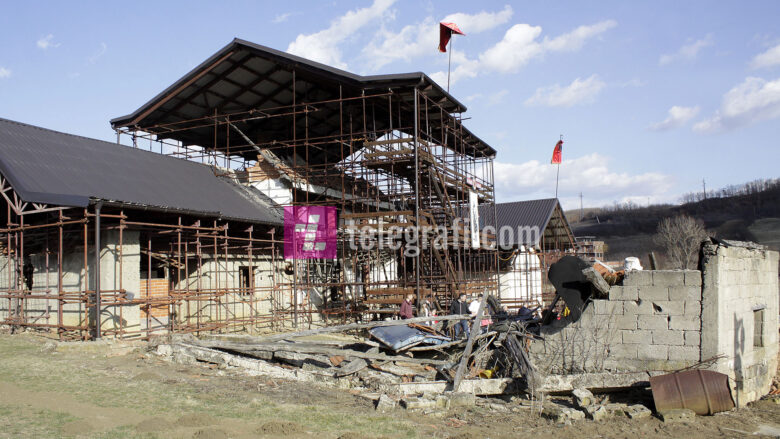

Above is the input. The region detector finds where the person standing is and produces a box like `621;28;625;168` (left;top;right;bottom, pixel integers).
469;293;483;316
400;293;415;319
450;293;469;338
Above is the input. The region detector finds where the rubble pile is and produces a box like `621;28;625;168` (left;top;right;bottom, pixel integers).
158;306;542;399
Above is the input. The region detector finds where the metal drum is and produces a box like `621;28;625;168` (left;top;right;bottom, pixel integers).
650;370;734;415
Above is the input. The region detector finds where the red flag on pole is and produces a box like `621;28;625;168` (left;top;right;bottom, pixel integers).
551;140;563;164
439;22;465;52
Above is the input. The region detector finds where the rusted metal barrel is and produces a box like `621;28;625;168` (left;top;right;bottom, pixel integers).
650;370;734;415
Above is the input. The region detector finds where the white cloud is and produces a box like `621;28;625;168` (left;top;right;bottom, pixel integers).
36;34;60;50
273;12;292;23
694;76;780;133
362;5;513;70
524;75;606;108
487;89;509;105
493;153;674;207
88;42;107;64
0;67;10;79
432;19;616;85
617;78;647;88
541;20;617;52
287;0;395;69
750;43;780;69
659;34;713;66
649;105;700;131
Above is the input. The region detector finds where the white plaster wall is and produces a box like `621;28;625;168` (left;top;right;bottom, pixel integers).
499;246;543;306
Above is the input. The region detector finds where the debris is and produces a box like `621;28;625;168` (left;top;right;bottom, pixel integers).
401;396;437;410
329;355;345;367
543;404;586;424
335;359;368;377
650;369;734;415
448;392;476;408
585;405;608;421
375;394;396;412
658;408;696;423
572;388;595;409
602;403;629;417
581;267;611;298
625;404;652;420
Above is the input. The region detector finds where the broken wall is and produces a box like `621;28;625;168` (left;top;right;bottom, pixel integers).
530;270;702;375
700;240;779;405
531;241;778;404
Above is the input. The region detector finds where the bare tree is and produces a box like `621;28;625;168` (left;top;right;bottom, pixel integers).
654;215;709;269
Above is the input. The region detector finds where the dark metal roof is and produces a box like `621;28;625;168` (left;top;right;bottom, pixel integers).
110;38;496;159
480;198;574;248
0;118;282;225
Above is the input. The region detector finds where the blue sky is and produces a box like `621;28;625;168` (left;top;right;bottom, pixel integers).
1;1;780;209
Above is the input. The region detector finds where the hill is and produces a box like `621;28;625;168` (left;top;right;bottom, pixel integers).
566;178;780;268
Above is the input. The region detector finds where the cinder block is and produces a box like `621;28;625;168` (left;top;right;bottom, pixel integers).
621;329;652;345
609;343;638;359
669;285;701;301
637;285;669;301
683;300;701;316
593;300;623;316
623;299;655;315
652;300;685;316
652;330;685;345
638;315;669;330
684;271;702;287
652;271;686;287
624;270;652;286
637;344;668;360
684;330;701;346
669;315;701;331
668;345;700;361
611;315;638;330
609;285;638;301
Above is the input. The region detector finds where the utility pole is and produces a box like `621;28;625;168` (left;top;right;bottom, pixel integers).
702;179;707;201
579;192;583;222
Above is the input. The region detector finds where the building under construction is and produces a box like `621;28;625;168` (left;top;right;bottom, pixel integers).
0;39;501;339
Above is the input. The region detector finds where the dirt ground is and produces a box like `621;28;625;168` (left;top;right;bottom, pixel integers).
0;332;779;439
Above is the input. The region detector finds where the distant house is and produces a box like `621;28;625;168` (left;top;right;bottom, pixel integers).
481;198;576;309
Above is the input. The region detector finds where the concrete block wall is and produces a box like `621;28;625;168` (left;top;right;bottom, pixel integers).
530;269;703;374
701;240;779;405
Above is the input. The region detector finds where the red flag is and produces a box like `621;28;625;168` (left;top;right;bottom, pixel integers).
439;22;465;52
551;140;563;164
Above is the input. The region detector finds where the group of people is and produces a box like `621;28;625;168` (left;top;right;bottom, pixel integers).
398;292;491;338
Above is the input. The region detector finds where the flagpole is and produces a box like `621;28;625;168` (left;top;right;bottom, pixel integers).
447;37;452;92
555;134;562;199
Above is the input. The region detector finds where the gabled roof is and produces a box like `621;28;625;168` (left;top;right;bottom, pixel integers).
480;198;575;249
110;38;495;159
0;118;282;225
